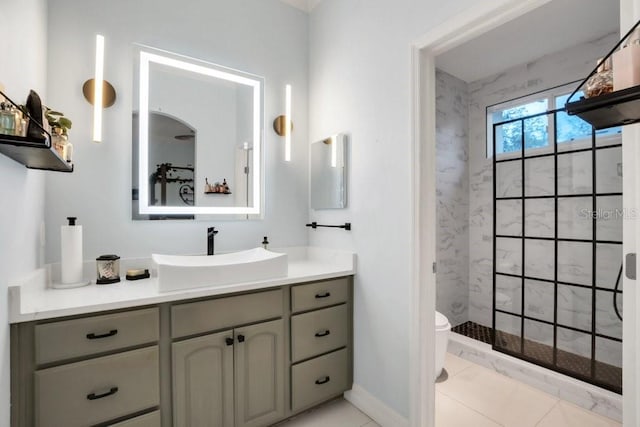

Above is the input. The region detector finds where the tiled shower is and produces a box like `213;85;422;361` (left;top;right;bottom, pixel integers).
434;32;623;395
491;109;622;393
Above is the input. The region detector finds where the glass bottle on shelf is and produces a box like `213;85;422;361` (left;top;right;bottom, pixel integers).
0;102;16;135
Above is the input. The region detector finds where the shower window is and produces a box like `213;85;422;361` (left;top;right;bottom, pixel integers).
487;84;621;158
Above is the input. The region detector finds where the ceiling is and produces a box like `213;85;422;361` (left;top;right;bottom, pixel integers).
278;0;322;13
436;0;619;83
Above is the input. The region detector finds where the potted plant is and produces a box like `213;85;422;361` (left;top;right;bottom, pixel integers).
45;108;72;136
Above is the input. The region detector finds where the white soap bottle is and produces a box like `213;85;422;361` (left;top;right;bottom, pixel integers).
60;216;83;285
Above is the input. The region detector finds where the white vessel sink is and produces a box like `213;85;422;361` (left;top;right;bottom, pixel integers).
153;248;288;292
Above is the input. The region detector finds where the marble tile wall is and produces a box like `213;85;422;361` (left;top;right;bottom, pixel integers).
435;70;470;327
466;33;624;367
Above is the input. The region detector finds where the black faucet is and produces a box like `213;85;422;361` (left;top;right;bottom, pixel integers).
207;227;218;255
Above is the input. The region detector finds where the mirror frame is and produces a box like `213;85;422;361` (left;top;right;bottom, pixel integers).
136;47;264;216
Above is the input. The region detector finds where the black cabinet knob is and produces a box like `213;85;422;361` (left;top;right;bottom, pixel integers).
315;330;331;337
315;292;331;299
237;334;245;343
225;337;234;346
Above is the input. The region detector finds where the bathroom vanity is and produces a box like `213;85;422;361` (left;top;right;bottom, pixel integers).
9;248;355;427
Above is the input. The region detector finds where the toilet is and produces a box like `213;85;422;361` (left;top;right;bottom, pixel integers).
435;311;451;379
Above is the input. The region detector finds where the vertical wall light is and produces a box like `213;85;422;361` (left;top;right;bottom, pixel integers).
285;84;292;161
273;84;293;161
82;34;116;142
93;35;105;142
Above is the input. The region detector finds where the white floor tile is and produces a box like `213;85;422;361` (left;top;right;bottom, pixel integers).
276;398;373;427
435;392;501;427
437;364;558;426
536;401;622;427
443;352;473;377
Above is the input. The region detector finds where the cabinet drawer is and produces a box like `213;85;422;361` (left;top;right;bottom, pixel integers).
291;278;349;313
172;289;283;338
35;308;159;365
291;348;349;412
109;411;160;427
291;304;348;362
35;346;159;427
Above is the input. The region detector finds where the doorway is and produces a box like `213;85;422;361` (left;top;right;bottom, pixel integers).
410;1;639;426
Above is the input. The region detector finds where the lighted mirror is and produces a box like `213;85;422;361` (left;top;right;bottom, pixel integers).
310;133;347;209
132;46;264;219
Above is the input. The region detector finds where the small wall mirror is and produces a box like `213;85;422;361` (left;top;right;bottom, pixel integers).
310;133;347;209
132;46;264;219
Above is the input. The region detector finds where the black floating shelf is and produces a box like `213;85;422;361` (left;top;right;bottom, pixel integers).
0;133;73;172
565;85;640;130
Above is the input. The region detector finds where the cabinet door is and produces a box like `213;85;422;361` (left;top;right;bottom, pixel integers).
172;331;234;427
234;319;285;427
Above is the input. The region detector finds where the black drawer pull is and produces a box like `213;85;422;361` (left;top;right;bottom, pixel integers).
315;330;331;337
315;376;330;385
315;292;331;299
225;337;234;346
86;329;118;340
237;334;245;343
87;386;118;400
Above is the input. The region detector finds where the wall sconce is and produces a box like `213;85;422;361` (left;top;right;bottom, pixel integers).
273;84;293;161
82;34;116;143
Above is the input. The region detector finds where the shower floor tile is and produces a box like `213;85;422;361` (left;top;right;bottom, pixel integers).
451;321;622;393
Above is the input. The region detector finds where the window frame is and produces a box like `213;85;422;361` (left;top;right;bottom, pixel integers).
486;81;621;160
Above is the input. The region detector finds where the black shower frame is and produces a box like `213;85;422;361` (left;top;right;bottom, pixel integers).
491;107;623;394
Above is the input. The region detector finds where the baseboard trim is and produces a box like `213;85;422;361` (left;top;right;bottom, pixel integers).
344;384;409;427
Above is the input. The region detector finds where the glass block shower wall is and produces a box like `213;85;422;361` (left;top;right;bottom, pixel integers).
492;109;623;393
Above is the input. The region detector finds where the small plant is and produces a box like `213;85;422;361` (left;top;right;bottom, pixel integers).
45;108;72;136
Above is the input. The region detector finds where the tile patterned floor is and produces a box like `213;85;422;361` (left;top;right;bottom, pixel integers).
437;353;621;427
277;353;622;426
274;398;379;427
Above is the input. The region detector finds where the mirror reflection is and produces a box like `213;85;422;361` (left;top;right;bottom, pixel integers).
310;133;347;209
132;46;263;219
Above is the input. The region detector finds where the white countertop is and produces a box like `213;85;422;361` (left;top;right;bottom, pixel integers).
8;247;356;323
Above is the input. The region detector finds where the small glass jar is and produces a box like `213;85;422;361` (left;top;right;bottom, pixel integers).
585;57;613;98
96;254;121;284
0;102;16;135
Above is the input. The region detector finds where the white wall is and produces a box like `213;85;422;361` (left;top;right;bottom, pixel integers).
0;1;48;425
308;0;478;418
435;69;470;327
44;0;310;261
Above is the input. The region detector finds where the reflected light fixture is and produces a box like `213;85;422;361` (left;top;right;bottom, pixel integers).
323;135;338;168
273;84;293;161
82;34;117;143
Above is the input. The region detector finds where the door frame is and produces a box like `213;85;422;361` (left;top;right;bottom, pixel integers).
407;1;636;425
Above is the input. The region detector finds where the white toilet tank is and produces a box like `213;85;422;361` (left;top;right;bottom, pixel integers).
435;311;451;379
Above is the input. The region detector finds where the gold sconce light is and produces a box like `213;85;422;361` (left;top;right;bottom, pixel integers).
273;84;293;161
82;34;117;143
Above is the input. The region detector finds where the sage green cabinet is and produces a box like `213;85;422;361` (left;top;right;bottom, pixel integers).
11;278;352;427
234;319;285;427
172;331;234;427
172;319;285;427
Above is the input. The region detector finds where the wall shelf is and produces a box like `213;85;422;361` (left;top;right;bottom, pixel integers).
0;133;73;172
565;85;640;130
